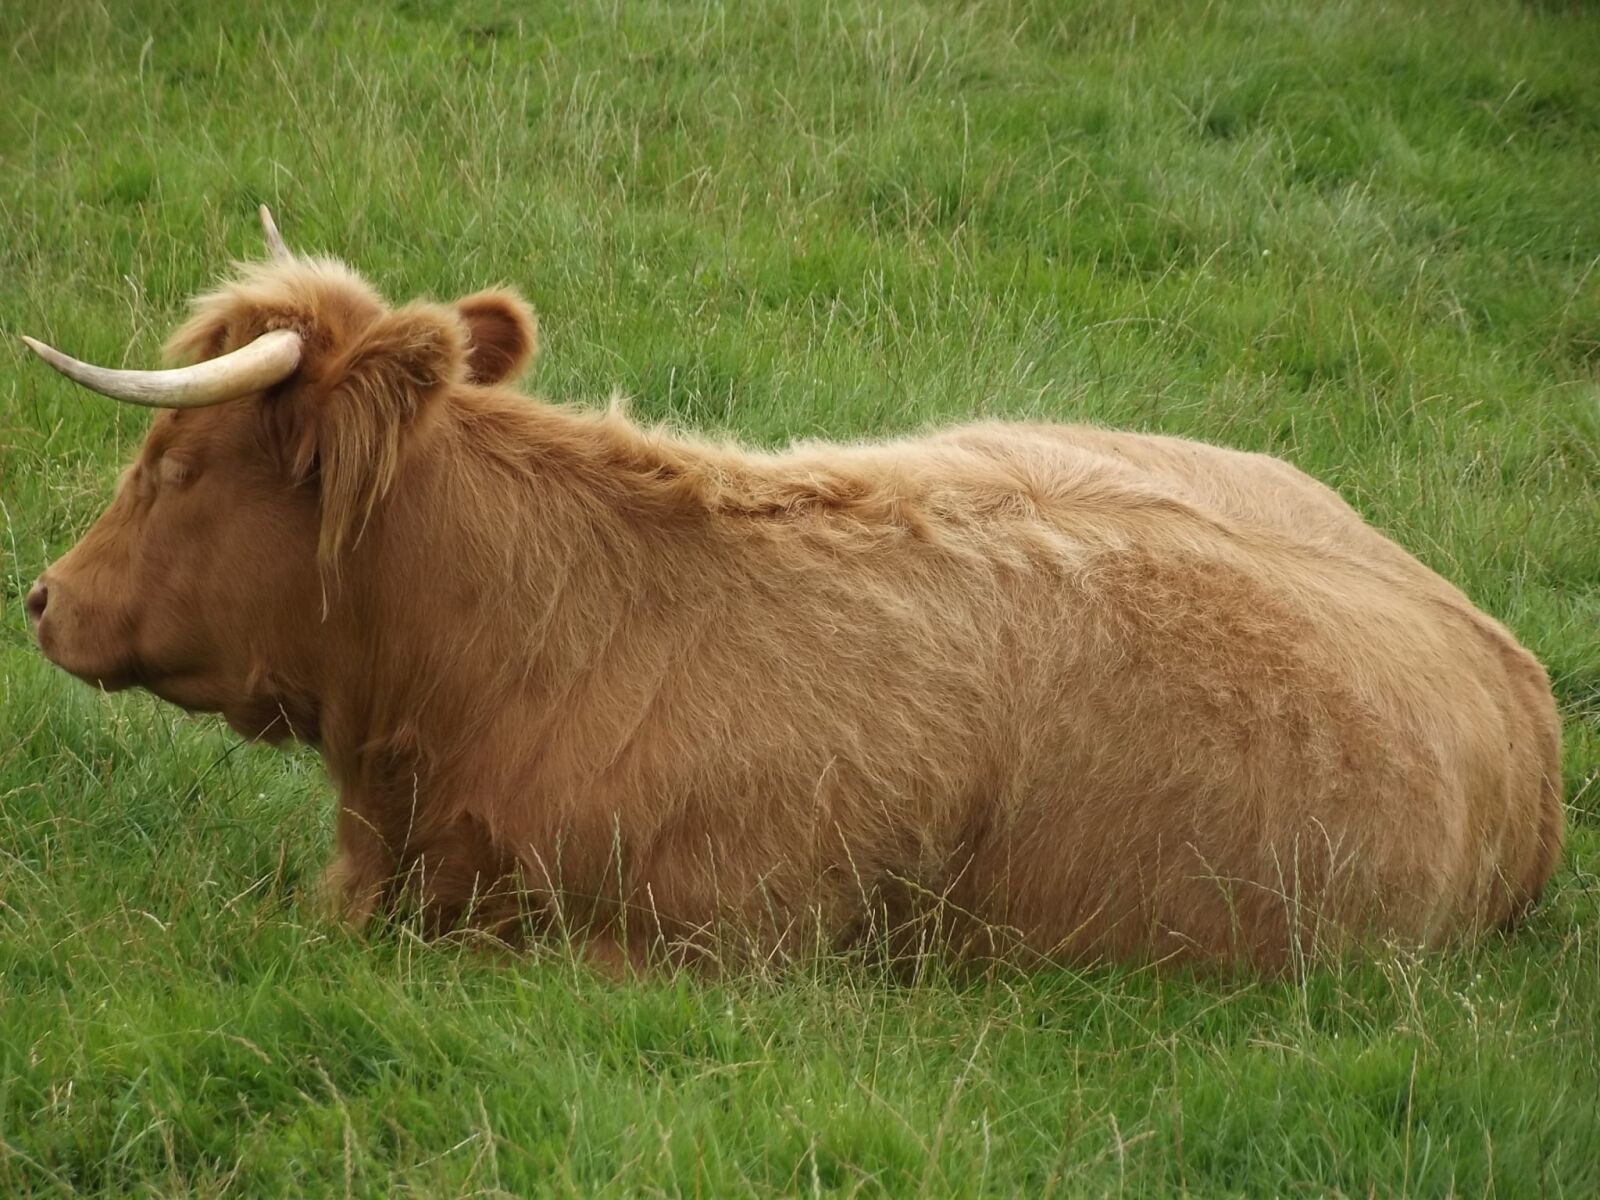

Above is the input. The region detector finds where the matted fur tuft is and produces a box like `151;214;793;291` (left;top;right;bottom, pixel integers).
307;302;466;564
164;256;389;367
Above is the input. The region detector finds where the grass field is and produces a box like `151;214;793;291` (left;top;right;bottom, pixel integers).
3;0;1598;1194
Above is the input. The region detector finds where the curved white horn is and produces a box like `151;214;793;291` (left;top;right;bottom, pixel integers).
259;204;291;260
20;328;302;409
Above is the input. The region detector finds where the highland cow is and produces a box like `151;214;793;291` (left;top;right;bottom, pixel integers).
22;210;1563;971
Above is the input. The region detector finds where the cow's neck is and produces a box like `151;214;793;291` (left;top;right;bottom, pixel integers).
309;392;701;854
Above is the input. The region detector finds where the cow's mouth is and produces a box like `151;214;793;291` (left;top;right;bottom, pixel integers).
34;621;142;693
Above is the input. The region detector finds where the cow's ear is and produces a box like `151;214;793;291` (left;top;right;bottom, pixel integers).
455;288;538;385
281;304;467;564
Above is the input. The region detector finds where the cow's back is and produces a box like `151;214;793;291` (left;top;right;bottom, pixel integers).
448;411;1562;969
919;422;1563;965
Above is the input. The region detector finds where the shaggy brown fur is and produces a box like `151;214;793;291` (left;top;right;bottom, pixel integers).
30;255;1563;971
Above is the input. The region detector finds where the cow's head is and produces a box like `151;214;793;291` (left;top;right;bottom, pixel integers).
22;208;537;741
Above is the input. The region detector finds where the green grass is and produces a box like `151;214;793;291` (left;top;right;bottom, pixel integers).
2;0;1598;1193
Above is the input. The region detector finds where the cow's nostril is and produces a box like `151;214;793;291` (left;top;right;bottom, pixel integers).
25;580;48;622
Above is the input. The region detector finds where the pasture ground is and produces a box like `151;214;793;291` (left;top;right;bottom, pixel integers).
2;0;1597;1194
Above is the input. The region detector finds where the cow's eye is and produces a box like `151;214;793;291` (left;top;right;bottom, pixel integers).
158;457;194;488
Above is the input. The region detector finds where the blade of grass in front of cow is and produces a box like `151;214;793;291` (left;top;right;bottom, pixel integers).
0;0;1597;1194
